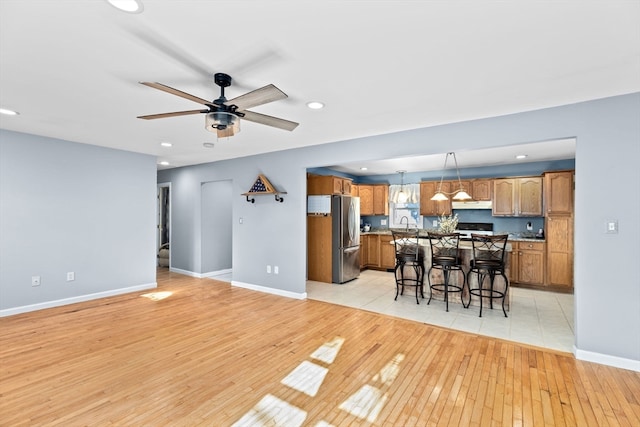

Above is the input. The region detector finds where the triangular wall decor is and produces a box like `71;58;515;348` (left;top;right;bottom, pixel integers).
242;174;287;203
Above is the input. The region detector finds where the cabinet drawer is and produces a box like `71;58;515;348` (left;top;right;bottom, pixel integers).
518;241;544;251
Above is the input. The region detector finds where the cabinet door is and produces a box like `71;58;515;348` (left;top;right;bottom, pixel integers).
373;185;389;215
365;235;380;266
379;235;396;269
332;177;344;194
359;185;374;215
472;179;492;201
307;215;333;283
420;181;452;216
508;244;519;283
359;234;368;269
342;179;353;195
492;179;516;216
518;177;543;216
351;183;359;197
546;216;573;288
517;242;545;285
544;171;573;215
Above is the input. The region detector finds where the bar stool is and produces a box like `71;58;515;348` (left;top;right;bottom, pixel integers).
426;232;465;312
466;234;509;317
391;230;425;304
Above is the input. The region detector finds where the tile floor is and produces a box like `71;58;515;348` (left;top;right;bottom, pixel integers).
306;269;575;353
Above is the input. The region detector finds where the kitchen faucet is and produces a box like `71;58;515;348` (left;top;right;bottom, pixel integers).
400;216;409;230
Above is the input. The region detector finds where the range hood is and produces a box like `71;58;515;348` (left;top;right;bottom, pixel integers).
451;200;493;210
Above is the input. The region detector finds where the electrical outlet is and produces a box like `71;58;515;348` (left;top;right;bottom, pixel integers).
239;217;243;224
380;219;387;226
605;220;618;234
433;220;438;227
32;276;41;287
266;265;271;274
67;272;75;281
274;266;279;274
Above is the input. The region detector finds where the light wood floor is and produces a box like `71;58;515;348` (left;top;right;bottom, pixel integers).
1;269;638;426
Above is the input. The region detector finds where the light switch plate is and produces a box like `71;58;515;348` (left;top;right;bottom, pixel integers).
605;219;618;234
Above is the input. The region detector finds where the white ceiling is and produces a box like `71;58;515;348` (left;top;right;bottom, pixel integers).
1;1;638;171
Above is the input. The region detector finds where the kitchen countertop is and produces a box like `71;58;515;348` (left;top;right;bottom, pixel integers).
361;229;545;242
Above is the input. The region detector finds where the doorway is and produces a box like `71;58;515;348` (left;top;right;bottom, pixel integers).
157;182;171;268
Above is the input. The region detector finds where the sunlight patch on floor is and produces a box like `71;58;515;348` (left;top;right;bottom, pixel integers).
281;360;328;397
231;394;307;427
310;336;345;364
140;291;173;301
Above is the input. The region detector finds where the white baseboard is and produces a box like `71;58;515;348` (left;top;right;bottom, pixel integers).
231;280;307;300
169;267;201;278
202;268;232;279
0;282;157;317
574;346;640;372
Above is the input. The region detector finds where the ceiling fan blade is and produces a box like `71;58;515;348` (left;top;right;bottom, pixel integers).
140;82;211;106
226;84;287;111
241;110;299;131
137;109;208;120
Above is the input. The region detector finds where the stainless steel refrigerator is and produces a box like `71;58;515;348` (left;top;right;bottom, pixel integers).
332;195;360;283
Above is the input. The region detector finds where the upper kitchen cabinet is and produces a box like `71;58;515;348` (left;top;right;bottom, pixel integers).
472;179;493;201
492;177;543;216
544;171;574;215
454;179;492;201
359;184;389;215
372;185;389;215
308;174;353;195
420;181;452;216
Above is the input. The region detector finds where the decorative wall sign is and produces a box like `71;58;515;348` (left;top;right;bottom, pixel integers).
242;174;287;203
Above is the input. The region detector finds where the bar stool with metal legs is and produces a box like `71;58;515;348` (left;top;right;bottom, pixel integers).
426;232;465;312
392;230;425;304
466;233;510;317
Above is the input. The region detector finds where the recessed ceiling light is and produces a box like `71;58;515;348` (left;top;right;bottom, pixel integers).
107;0;144;13
516;154;528;159
306;101;324;110
160;142;172;147
203;142;215;148
0;108;19;116
159;161;169;166
360;167;368;171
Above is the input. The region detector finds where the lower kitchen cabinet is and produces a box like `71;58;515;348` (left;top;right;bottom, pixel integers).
379;235;396;269
364;234;380;267
546;215;574;289
511;241;546;286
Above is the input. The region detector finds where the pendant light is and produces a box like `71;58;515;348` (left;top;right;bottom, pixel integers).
430;152;472;201
397;170;408;203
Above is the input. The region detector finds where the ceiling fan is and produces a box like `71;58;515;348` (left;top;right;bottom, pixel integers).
137;73;298;138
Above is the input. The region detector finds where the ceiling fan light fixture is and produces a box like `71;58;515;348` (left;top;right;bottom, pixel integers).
205;112;240;135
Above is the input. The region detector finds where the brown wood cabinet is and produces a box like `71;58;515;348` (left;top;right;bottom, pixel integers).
420;181;452;216
358;185;374;215
358;184;388;215
364;234;380;266
511;241;546;286
472;179;493;201
359;234;368;269
379;235;396;269
546;215;574;289
373;185;389;215
307;174;353;195
307;215;332;283
492;177;543;216
544;171;573;215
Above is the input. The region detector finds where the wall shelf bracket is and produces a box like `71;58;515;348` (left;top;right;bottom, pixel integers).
242;174;287;203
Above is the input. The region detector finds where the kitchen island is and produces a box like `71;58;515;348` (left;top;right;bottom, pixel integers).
364;230;514;311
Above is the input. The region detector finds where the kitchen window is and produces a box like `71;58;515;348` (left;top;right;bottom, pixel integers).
388;183;422;229
389;202;423;229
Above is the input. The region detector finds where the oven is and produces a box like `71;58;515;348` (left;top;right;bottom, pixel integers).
456;222;494;241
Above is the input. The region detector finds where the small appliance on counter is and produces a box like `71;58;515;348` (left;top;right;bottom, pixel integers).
362;223;371;232
535;228;545;239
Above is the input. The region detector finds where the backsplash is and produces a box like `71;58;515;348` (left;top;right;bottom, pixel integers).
361;210;544;233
